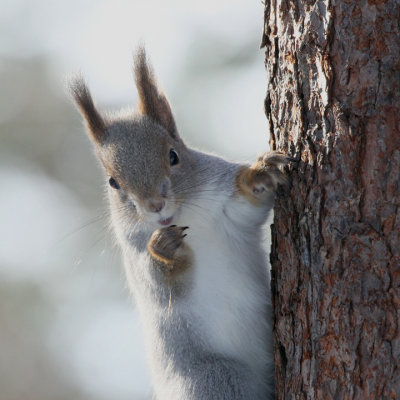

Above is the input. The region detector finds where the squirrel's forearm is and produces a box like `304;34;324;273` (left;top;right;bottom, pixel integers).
219;152;289;228
235;152;288;206
235;166;271;206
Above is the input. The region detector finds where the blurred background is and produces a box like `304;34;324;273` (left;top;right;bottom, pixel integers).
0;1;270;399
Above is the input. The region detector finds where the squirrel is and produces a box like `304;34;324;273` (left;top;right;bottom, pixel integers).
70;47;289;400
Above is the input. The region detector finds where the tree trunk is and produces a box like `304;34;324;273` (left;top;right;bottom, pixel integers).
261;0;400;399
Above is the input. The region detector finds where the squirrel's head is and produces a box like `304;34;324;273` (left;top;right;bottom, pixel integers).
70;47;189;228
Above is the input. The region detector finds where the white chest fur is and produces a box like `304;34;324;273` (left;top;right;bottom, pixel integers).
175;195;272;376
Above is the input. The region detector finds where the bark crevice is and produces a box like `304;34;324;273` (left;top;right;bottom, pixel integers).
264;1;400;398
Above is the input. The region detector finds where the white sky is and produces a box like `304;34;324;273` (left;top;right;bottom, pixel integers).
1;0;269;158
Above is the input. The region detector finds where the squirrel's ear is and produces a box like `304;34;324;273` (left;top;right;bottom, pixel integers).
134;47;178;139
69;76;107;144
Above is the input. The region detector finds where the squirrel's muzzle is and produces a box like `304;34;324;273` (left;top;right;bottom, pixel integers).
146;198;165;213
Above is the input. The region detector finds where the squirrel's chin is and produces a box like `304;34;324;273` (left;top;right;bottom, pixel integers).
158;216;174;226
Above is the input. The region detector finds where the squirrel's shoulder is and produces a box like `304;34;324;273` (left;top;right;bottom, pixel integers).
187;148;242;183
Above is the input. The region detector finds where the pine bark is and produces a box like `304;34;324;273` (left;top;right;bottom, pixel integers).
261;0;400;399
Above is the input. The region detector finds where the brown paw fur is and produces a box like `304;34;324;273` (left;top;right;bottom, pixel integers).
147;225;191;273
236;152;290;204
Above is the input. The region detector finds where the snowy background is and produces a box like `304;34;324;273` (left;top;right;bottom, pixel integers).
0;1;270;399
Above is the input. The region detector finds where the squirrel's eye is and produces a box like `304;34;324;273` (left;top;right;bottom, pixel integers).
109;177;120;190
169;149;179;166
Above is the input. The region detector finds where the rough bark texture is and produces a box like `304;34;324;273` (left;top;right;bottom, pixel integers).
261;0;400;399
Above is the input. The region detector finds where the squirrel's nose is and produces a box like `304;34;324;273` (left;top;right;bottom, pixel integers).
147;199;165;213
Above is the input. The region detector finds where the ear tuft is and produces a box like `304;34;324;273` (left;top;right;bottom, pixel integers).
134;47;178;138
69;75;107;144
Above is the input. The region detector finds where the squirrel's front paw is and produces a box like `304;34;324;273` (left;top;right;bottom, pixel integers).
236;152;290;204
148;225;190;271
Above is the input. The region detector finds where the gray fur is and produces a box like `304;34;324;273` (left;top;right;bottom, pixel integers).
71;48;277;400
